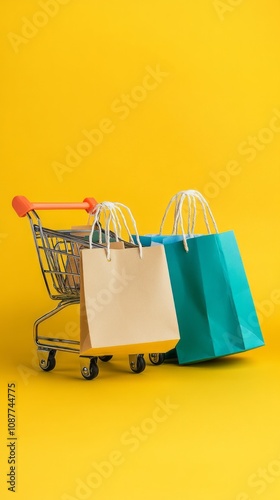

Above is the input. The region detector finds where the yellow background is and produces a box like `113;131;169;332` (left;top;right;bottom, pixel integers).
1;1;280;499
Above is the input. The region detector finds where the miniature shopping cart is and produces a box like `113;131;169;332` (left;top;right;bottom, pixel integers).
12;196;148;379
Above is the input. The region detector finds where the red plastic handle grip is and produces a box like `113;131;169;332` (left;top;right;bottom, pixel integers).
12;195;98;217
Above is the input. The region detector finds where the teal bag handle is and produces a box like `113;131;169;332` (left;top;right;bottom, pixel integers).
159;190;219;251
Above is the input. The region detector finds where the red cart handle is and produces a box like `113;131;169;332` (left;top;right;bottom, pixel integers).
12;195;98;217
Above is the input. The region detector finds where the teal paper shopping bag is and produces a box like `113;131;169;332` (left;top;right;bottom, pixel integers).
145;190;264;364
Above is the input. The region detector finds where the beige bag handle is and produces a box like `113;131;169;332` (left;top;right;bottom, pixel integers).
89;202;143;260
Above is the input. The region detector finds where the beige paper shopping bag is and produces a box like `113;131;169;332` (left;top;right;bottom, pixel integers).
80;244;180;356
66;239;124;289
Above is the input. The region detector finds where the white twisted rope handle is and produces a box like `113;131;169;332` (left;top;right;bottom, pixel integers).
160;190;219;251
175;190;218;234
89;202;143;260
172;192;197;235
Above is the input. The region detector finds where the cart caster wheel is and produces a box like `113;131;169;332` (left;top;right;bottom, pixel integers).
149;353;165;365
99;355;113;362
39;350;56;372
81;357;99;380
130;354;146;374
